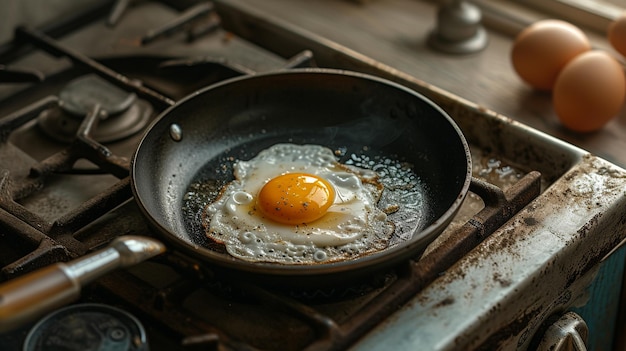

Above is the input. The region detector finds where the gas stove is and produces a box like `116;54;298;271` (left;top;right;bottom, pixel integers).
1;1;626;350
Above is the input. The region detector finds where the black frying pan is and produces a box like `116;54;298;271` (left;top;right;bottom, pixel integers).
131;69;471;288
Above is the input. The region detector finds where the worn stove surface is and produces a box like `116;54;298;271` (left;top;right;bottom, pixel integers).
1;1;626;350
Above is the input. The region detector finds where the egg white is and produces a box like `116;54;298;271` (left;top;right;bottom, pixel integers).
203;144;394;264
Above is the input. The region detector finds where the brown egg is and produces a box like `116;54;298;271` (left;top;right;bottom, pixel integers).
608;12;626;57
511;20;591;90
553;51;625;133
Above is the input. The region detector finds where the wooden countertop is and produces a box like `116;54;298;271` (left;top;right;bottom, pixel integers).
232;0;626;168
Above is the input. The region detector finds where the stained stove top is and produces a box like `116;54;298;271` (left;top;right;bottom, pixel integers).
1;1;626;350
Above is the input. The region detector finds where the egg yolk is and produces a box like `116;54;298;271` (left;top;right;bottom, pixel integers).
257;173;336;225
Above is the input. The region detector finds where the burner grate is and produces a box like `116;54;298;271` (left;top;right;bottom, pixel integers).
0;96;133;274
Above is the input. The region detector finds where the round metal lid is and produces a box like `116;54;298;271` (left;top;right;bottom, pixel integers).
23;303;149;351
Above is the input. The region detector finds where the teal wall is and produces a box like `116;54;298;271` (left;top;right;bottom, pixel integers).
571;245;626;351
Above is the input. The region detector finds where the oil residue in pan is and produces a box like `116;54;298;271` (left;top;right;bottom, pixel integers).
180;144;430;258
342;149;430;247
181;159;232;249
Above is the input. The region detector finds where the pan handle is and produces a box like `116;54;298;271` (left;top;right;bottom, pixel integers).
0;236;165;332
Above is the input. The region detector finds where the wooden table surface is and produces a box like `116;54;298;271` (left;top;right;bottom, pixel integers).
233;0;626;168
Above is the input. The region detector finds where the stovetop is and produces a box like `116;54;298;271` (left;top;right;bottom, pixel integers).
1;1;626;350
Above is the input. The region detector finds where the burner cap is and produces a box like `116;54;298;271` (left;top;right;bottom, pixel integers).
59;74;137;116
38;100;153;143
23;303;149;351
38;73;153;143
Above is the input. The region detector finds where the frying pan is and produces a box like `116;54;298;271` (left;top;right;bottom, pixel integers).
132;68;471;288
0;69;471;331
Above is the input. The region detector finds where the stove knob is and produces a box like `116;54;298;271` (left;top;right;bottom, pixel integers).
427;0;488;54
536;311;588;351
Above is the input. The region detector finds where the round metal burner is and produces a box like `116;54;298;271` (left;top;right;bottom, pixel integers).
38;101;153;143
60;74;137;116
23;303;149;351
38;75;153;143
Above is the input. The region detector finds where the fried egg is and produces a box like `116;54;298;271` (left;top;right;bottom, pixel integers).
203;143;395;264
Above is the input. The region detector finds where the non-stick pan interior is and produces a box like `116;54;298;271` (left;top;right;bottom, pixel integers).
132;69;471;276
